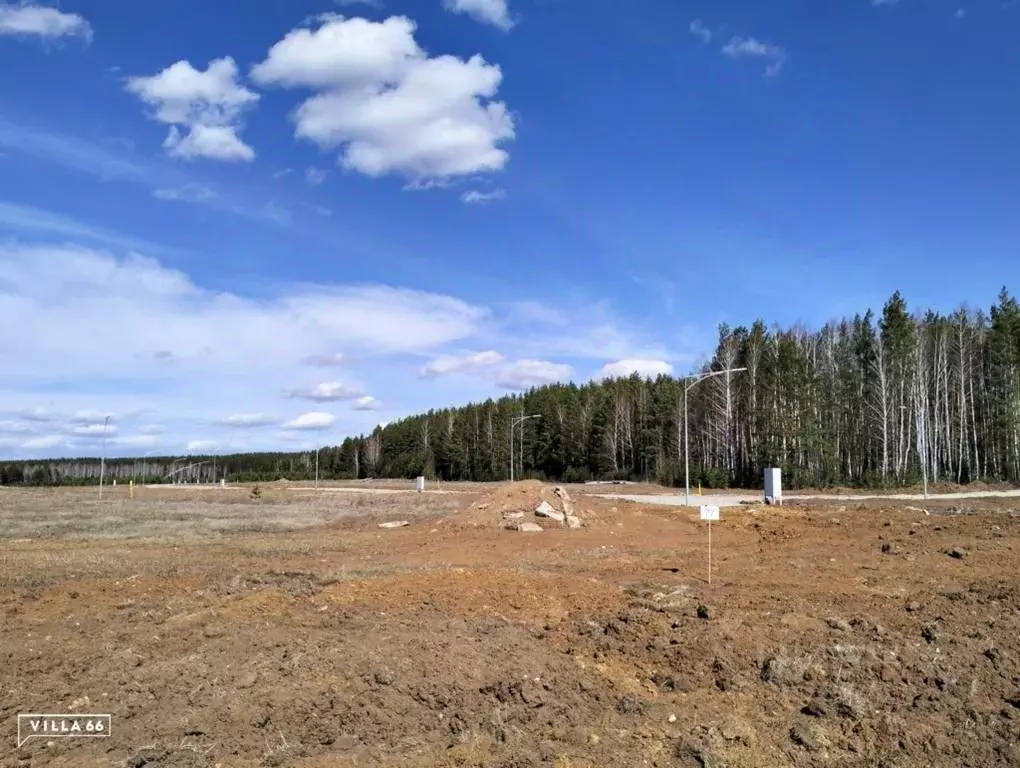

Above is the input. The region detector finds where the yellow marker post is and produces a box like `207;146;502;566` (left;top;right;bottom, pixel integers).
130;480;134;499
698;482;702;496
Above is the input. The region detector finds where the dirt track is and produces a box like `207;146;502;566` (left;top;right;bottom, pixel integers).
1;482;1019;767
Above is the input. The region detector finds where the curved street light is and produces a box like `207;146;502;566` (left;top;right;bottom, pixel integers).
682;368;747;506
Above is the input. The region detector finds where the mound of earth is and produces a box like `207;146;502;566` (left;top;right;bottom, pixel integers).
449;481;596;531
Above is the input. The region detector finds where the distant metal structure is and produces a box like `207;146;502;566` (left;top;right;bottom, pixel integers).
166;461;211;485
682;368;747;506
97;416;111;502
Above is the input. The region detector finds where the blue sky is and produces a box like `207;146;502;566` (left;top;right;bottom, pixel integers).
0;0;1017;459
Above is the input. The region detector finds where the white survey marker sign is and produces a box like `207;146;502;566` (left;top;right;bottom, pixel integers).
700;505;720;521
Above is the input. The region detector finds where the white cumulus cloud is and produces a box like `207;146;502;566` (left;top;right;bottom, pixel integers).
284;382;364;401
353;395;382;411
421;350;504;378
126;57;259;161
221;413;276;428
283;411;336;430
23;435;66;450
0;2;91;41
442;0;514;30
0;244;486;380
496;359;573;390
251;14;514;182
599;359;674;379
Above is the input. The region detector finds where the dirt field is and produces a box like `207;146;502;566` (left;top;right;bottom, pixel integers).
1;482;1019;767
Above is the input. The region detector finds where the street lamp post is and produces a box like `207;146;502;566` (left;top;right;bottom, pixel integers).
510;413;542;482
98;416;111;502
682;368;747;506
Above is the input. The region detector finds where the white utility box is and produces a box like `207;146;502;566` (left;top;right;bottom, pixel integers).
764;468;783;505
415;476;425;493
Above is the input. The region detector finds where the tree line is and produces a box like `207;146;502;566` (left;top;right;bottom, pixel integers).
5;290;1020;490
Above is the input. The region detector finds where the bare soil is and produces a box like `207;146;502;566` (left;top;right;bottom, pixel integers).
1;483;1019;767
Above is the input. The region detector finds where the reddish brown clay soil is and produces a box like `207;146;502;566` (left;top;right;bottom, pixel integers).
1;485;1019;767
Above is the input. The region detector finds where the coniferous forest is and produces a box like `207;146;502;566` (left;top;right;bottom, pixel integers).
5;290;1020;490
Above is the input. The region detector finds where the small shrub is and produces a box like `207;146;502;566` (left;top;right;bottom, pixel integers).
249;484;262;501
696;604;710;620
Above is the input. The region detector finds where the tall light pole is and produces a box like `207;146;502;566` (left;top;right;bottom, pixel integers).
682;368;747;506
97;416;111;502
510;413;541;482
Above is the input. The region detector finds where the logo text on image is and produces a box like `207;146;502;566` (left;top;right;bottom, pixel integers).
17;714;111;748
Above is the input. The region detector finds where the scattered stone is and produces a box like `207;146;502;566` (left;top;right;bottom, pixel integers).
378;521;410;529
946;548;966;560
696;604;710;620
802;698;828;717
905;506;929;515
334;735;357;750
906;601;922;613
373;668;395;686
616;695;647;715
202;624;225;639
69;695;90;710
517;522;544;533
535;501;565;523
503;511;525;520
826;617;852;632
922;624;938;644
668;714;677;724
236;670;258;689
984;647;1002;664
566;515;583;529
790;723;827;752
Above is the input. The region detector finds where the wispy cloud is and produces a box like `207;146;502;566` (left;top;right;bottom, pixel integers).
722;36;788;77
153;184;217;203
689;19;712;44
0;119;301;229
305;167;327;186
0;200;185;257
461;188;506;205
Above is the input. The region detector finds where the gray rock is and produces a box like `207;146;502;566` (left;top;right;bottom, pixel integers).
517;522;544;533
535;501;565;522
555;486;576;516
826;617;852;632
236;670;258;689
